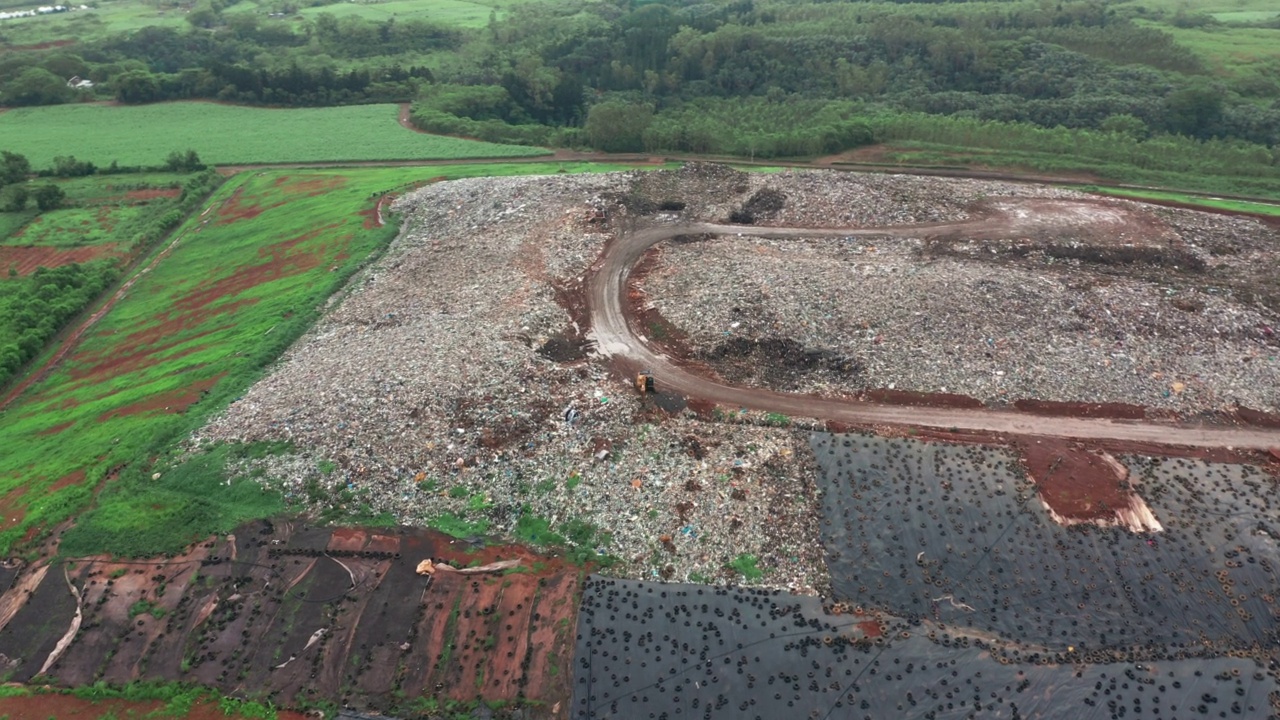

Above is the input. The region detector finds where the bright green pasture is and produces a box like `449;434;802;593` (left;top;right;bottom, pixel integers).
298;0;508;27
0;1;187;48
0;103;549;168
0;161;655;557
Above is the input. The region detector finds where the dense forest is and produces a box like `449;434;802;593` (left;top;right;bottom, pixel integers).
1;0;1277;188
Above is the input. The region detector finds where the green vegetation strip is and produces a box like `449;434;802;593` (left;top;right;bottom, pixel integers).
0;161;654;557
0;103;549;167
1082;186;1280;216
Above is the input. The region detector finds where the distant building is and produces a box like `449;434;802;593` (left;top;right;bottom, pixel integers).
66;76;93;89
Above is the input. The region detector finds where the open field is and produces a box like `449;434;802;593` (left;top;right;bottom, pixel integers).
295;0;542;27
1155;23;1280;76
0;103;549;168
0;2;186;49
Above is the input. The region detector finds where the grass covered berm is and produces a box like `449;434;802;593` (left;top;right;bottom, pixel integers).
0;161;653;558
0;167;419;556
0;103;550;167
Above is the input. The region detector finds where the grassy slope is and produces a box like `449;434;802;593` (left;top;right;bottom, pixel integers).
0;161;648;557
0;103;549;167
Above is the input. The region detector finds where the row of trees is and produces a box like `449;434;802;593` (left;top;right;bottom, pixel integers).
2;0;1277;162
0;151;64;213
0;263;116;386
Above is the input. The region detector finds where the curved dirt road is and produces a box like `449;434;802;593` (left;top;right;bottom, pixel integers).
586;211;1280;450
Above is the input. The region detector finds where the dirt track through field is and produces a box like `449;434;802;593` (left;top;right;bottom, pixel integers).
588;209;1280;450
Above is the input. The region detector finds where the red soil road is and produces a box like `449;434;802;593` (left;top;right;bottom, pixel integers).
588;211;1280;451
0;244;122;275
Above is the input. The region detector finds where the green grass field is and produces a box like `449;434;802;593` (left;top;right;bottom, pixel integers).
296;0;531;27
0;0;553;48
0;103;550;168
0;1;187;49
1083;186;1280;216
0;161;654;557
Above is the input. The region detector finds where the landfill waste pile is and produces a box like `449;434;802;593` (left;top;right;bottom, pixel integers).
645;195;1279;414
198;163;1279;593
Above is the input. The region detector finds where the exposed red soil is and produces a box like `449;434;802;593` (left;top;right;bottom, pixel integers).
95;373;225;422
274;174;347;196
0;244;121;275
48;469;85;494
0;487;26;532
69;333;221;385
1015;436;1156;529
1013;398;1146;420
66;224;339;385
863;388;984;409
857;620;883;638
0;695;307;720
0;523;579;715
35;420;75;436
214;186;286;225
1236;405;1280;429
1084;192;1280;230
357;200;381;229
124;188;181;201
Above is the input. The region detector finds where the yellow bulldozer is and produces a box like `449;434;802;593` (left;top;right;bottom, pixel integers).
635;370;656;395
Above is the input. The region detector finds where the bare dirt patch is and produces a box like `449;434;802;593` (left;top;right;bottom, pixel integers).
0;488;26;533
0;245;122;275
274;175;347;196
1017;436;1161;531
124;188;182;202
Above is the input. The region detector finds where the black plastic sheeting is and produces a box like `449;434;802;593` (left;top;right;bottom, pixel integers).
572;576;1277;719
810;433;1280;660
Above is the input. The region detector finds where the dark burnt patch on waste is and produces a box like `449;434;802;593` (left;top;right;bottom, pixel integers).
728;188;787;225
696;336;862;392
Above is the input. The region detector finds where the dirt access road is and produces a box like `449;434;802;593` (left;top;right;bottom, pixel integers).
587;207;1280;450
